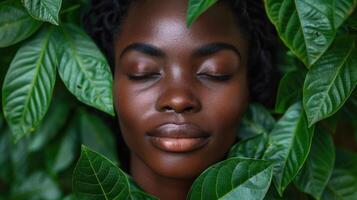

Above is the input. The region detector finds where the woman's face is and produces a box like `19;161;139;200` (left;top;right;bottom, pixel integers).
114;0;249;179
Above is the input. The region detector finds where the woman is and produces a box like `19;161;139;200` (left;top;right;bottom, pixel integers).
83;0;278;199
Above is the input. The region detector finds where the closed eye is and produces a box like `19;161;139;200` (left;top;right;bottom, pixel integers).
197;73;232;81
128;73;161;81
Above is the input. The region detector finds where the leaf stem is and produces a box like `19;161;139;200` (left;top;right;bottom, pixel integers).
60;4;81;15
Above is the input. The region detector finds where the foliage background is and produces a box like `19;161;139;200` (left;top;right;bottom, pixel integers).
0;0;357;199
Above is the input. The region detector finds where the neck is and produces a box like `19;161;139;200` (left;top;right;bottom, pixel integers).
130;153;194;200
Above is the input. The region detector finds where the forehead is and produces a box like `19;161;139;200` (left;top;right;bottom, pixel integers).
115;0;246;42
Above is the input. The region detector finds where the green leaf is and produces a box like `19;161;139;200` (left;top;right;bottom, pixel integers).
28;97;70;152
294;126;335;200
79;110;118;164
57;24;114;116
22;0;62;25
73;145;157;200
2;26;57;142
264;0;335;66
303;36;357;127
346;9;357;29
322;149;357;200
228;133;268;159
51;122;78;173
11;171;61;200
239;103;275;139
0;0;42;47
186;0;218;27
335;0;357;28
188;158;273;200
275;70;306;114
263;102;314;196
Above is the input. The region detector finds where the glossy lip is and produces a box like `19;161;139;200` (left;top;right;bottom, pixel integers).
147;123;210;153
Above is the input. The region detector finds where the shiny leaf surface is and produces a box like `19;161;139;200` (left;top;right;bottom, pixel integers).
228;133;268;159
22;0;62;25
294;126;335;200
186;0;218;27
303;36;357;127
73;145;157;200
57;24;114;116
188;158;273;200
264;0;335;66
263;102;314;195
335;0;357;28
2;26;57;141
0;0;42;47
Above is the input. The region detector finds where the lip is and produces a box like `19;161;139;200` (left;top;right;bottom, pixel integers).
147;123;210;153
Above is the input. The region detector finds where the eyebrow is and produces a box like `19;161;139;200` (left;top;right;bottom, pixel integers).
119;42;241;60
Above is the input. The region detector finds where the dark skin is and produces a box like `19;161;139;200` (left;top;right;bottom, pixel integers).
113;0;249;199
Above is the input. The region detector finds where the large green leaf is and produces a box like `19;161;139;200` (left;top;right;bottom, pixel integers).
73;145;157;200
186;0;218;27
57;24;114;116
239;103;275;139
228;133;268;159
303;36;357;127
0;0;42;47
2;26;57;141
335;0;357;28
11;171;61;200
28;97;70;152
264;0;335;66
294;126;335;200
322;149;357;200
188;158;273;200
22;0;62;25
275;70;306;114
263;102;314;196
79;110;118;164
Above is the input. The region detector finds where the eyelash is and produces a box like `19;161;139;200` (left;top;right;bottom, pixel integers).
197;74;232;81
128;73;161;81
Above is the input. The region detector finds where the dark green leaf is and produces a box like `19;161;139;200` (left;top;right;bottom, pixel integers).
264;0;335;66
303;36;357;127
188;158;273;200
0;0;42;47
57;24;114;116
186;0;218;27
11;171;61;200
322;149;357;200
294;126;335;200
239;103;275;139
2;26;57;141
335;0;357;28
28;97;70;152
73;145;157;200
79;110;118;164
275;70;306;114
22;0;62;25
263;102;314;195
228;133;268;159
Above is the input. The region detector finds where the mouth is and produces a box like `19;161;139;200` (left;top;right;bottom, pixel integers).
147;123;210;153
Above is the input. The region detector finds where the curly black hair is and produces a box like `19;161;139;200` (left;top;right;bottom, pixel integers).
82;0;280;171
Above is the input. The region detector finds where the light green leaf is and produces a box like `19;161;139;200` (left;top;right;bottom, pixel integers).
28;97;70;152
73;145;157;200
79;110;118;164
275;70;306;114
2;26;57;142
22;0;62;25
57;24;114;116
228;133;268;159
264;0;335;66
239;103;275;139
11;171;61;200
188;158;273;200
263;102;314;196
186;0;218;27
335;0;357;28
0;0;42;47
303;36;357;127
294;126;335;200
322;149;357;200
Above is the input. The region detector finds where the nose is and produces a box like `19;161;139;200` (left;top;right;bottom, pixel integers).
156;83;201;114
